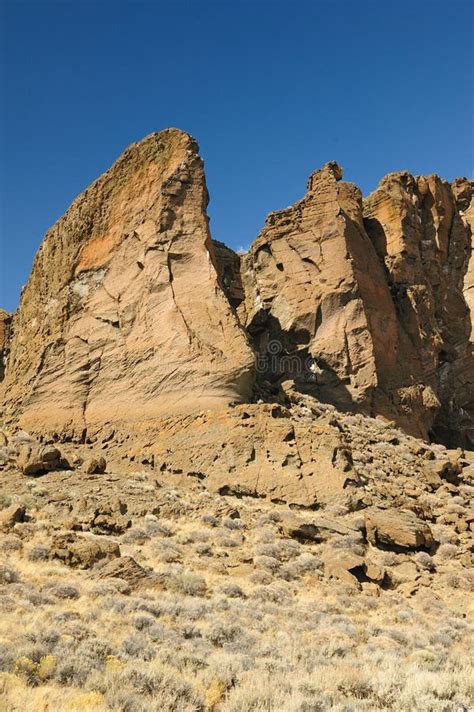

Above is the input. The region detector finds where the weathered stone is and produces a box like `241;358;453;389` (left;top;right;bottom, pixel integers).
51;532;120;569
217;163;474;447
364;560;386;584
83;456;107;474
92;555;150;588
17;444;62;476
280;513;359;541
0;505;26;532
0;309;12;381
364;173;474;446
365;508;434;550
135;403;357;508
322;549;365;587
68;497;131;534
2;129;254;439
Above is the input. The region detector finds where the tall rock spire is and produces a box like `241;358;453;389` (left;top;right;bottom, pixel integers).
1;129;255;439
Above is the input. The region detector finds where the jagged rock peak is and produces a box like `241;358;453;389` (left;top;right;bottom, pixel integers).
1;128;255;439
233;161;474;447
307;160;344;190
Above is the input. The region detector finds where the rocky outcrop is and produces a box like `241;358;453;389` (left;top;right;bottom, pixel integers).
238;162;400;418
452;177;474;326
1;129;473;449
364;172;474;447
127;402;357;509
1;129;254;439
0;309;11;381
233;164;474;446
365;508;434;550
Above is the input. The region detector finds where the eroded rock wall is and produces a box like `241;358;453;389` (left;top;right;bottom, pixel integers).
235;165;474;445
1;129;255;438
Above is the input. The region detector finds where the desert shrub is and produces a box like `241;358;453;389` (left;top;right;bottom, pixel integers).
194;542;213;557
105;662;204;711
122;634;156;661
122;527;149;544
0;643;15;671
223;517;245;531
147;624;166;642
436;543;459;560
216;535;241;549
54;637;113;687
206;623;243;647
0;493;12;509
0;564;18;584
255;527;276;542
166;572;207;597
255;543;282;559
133;615;155;631
219;582;245;598
27;544;50;561
292;553;322;575
414;552;435;571
329;535;365;556
0;535;22;552
254;555;280;573
127;597;162;618
49;584;80;600
249;571;273;585
251;584;289;604
202;514;219;527
152;541;182;563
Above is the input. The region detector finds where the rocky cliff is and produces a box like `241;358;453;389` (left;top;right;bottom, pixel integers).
1;130;473;449
0;129;254;439
236;164;474;447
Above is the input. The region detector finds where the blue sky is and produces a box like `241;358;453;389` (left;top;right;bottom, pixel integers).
1;0;473;312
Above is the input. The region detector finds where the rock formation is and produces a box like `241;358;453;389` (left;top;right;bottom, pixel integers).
0;129;254;439
1;129;473;450
234;164;474;446
0;309;11;381
364;172;474;446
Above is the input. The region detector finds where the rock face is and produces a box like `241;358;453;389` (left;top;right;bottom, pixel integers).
238;162;400;421
136;402;357;508
365;508;434;551
364;172;474;446
1;129;254;439
1;130;473;449
0;309;11;381
233;164;474;446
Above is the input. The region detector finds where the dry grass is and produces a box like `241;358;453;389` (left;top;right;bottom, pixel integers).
0;471;473;712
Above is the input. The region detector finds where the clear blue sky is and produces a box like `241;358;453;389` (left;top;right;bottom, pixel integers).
1;0;473;313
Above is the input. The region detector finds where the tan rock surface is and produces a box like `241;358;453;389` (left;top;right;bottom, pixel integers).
126;402;357;508
365;508;434;550
238;162;398;418
0;308;11;381
1;129;254;439
364;172;474;446
226;163;474;446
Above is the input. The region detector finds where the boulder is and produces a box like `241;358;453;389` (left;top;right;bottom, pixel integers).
67;497;131;534
365;508;434;550
0;505;26;532
91;555;150;589
322;550;365;587
17;444;63;476
51;532;120;569
83;456;107;474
